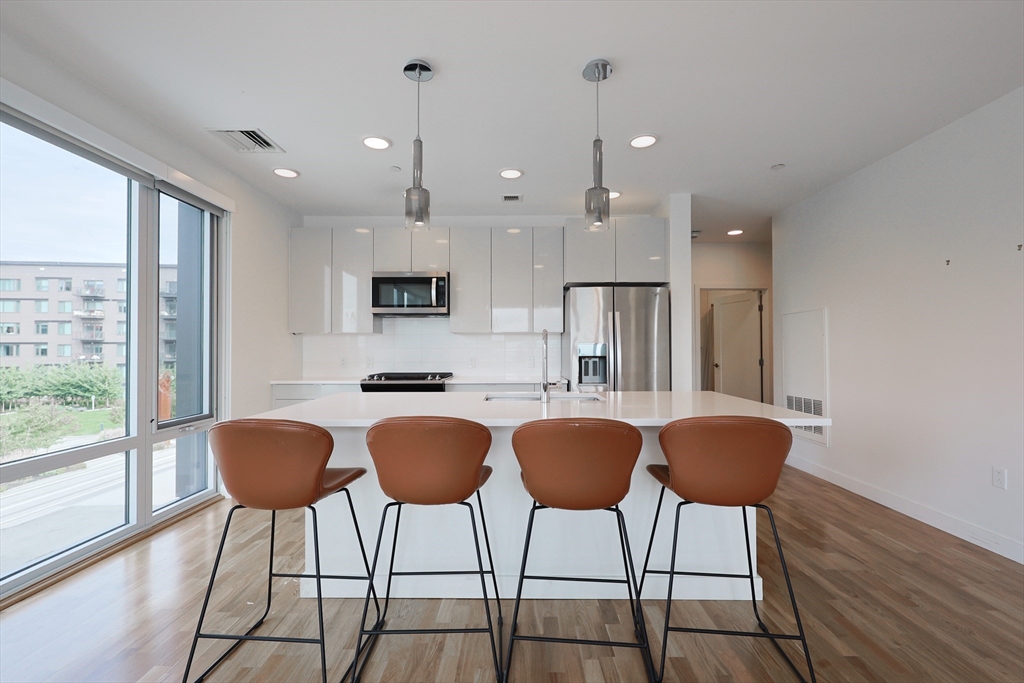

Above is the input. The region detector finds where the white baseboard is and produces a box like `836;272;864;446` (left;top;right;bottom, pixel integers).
786;456;1024;564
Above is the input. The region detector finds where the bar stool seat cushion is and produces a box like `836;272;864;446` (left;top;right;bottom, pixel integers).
646;464;671;489
366;416;493;505
321;467;369;499
513;418;642;510
656;416;793;507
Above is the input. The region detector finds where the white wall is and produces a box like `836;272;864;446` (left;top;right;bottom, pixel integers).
303;319;560;381
692;242;774;399
0;32;303;418
667;194;694;391
773;87;1024;562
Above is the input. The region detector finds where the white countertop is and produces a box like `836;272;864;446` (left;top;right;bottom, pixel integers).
258;390;831;428
271;376;563;385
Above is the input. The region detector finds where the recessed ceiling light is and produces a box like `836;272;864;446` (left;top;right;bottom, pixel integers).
273;168;299;178
363;137;391;150
507;228;522;234
435;239;448;244
648;256;661;260
534;264;544;269
355;228;370;233
609;191;621;199
500;169;523;179
630;134;658;149
727;230;744;236
771;163;786;171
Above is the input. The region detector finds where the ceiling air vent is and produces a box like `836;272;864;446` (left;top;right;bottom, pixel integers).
502;194;523;202
207;128;285;153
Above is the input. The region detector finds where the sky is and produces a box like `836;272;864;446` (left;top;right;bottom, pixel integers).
0;122;179;265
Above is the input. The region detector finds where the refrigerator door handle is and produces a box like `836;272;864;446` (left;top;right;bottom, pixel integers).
607;311;616;391
614;311;623;391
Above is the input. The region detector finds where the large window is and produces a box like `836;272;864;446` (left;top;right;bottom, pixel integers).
0;111;223;596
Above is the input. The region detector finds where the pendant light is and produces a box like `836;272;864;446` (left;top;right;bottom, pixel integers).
404;59;433;231
583;59;612;232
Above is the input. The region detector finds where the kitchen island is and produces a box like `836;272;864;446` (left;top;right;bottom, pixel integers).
255;391;830;600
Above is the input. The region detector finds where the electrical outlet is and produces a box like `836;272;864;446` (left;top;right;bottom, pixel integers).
470;357;476;369
992;467;1008;490
340;357;347;368
529;356;535;368
367;356;374;369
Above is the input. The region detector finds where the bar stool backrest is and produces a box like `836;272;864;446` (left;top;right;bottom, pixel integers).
366;416;492;505
512;418;642;510
658;416;793;507
209;418;335;511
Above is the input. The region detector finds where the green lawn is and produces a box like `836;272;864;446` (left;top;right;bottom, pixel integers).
72;408;117;435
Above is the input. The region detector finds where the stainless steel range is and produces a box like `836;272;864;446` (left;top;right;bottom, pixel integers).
359;372;454;392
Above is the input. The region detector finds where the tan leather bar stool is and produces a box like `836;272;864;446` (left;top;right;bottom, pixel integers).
353;416;502;683
504;418;655;683
182;419;380;683
639;416;816;683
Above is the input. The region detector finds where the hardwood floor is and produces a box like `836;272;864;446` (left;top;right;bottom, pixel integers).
1;466;1022;682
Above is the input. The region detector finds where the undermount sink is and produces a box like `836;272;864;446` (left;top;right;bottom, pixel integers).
484;392;605;402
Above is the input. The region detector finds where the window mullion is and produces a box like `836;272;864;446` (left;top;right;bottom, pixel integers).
132;183;158;529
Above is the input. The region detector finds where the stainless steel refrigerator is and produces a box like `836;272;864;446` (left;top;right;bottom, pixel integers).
562;286;671;391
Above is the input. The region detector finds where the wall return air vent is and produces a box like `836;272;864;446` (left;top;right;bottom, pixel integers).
207;128;285;153
502;194;523;202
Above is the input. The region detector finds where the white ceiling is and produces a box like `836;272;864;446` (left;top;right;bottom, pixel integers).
1;1;1021;243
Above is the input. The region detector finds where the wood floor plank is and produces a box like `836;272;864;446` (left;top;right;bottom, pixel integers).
1;466;1022;682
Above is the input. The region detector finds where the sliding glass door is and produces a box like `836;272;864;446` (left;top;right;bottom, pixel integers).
0;111;222;596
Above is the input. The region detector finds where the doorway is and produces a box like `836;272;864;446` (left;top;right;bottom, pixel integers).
699;289;765;402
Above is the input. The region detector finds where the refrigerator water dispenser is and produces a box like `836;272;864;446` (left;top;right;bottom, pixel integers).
577;343;608;385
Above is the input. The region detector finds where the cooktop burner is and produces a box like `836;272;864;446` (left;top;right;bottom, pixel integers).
359;372;453;392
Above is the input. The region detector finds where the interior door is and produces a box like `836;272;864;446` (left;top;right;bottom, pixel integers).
710;290;763;401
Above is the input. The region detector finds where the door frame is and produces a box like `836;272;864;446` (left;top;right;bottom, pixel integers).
691;283;773;403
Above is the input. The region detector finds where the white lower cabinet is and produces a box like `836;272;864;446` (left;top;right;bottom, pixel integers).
271;383;360;409
449;228;491;333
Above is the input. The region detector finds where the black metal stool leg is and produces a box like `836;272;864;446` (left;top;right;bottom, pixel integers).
656;501;685;683
463;501;503;683
503;502;539;683
639;486;666;597
339;489;383;683
352;502;399;683
473;491;501;671
613;506;655;683
759;504;816;683
309;506;328;683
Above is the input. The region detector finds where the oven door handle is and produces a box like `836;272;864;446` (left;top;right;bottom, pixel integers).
431;277;437;307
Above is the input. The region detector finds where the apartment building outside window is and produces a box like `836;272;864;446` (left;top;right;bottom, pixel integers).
0;109;224;599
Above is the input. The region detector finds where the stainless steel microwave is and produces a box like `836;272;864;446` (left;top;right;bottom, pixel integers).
370;271;449;316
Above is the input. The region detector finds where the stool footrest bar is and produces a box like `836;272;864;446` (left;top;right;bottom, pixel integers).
523;574;629;585
362;627;491;636
196;632;321;645
511;634;648;649
389;570;494;577
644;569;752;579
667;626;802;640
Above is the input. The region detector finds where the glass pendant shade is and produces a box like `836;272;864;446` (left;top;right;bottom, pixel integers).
585;186;610;231
405;186;430;231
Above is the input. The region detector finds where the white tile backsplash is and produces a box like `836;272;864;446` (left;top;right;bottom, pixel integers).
302;320;561;381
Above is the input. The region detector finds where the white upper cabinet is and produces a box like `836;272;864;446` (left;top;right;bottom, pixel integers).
564;217;616;283
412;227;450;271
373;227;412;271
288;227;332;334
615;216;667;282
331;227;375;333
533;226;564;332
491;227;533;332
449;228;491;333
